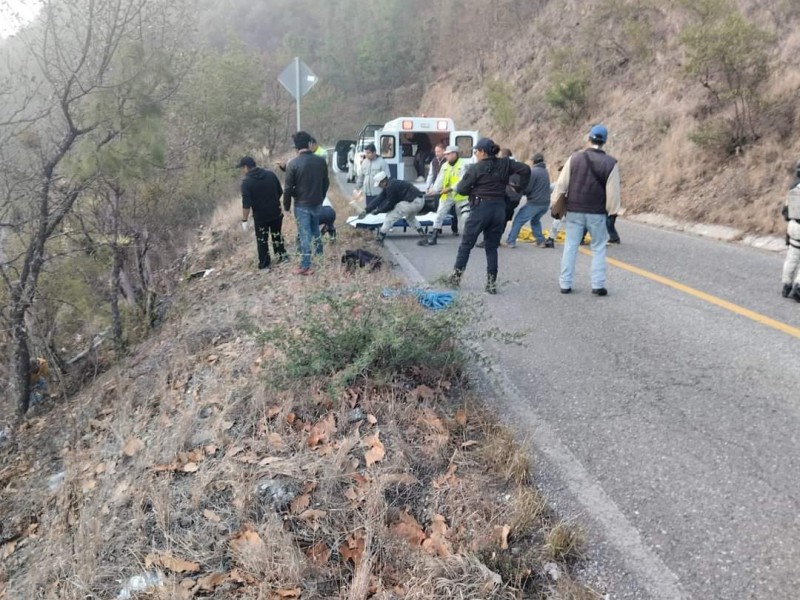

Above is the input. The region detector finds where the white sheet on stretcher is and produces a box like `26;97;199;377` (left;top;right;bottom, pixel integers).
346;212;442;229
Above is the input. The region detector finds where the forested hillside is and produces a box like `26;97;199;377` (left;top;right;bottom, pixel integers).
199;0;800;234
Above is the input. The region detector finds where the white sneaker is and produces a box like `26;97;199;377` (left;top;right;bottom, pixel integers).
415;176;424;182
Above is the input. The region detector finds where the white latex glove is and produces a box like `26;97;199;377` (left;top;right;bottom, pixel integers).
241;220;248;231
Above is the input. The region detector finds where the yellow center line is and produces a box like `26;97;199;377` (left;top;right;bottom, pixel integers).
578;248;800;340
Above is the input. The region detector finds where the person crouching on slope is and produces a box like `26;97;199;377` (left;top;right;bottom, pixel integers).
445;137;531;294
781;160;800;301
363;172;426;245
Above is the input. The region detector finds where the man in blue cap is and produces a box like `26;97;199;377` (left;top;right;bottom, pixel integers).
550;124;621;296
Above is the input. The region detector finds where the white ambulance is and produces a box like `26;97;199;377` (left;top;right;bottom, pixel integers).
335;116;478;189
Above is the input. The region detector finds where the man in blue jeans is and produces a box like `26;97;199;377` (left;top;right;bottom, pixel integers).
550;124;621;295
283;131;329;276
506;153;552;248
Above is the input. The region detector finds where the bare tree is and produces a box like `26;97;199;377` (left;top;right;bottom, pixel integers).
0;0;188;414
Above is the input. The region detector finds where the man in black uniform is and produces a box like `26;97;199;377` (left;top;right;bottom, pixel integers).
446;138;530;294
237;156;287;270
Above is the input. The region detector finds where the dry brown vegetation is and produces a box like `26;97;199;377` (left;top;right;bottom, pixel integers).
0;190;597;599
416;1;800;236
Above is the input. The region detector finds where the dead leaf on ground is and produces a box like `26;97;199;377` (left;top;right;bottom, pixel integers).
433;463;458;489
197;571;228;592
407;384;436;402
267;432;285;450
492;524;511;550
366;414;378;425
455;409;467;426
94;463;107;475
363;431;385;467
229;527;264;554
81;479;97;492
290;493;310;514
272;589;301;599
203;509;221;523
416;408;447;434
306;542;331;566
2;540;17;559
145;552;201;574
204;444;219;455
122;437;145;457
307;413;336;448
392;511;426;546
181;462;199;473
339;530;366;566
266;405;281;419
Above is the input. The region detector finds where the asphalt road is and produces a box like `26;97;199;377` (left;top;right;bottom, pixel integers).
336;172;800;600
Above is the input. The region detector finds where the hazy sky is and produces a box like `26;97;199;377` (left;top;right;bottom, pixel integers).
0;0;41;38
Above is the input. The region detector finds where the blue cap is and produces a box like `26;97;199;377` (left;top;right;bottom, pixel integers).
589;124;608;143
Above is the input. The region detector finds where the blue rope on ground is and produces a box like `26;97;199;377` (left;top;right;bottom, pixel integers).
381;287;457;311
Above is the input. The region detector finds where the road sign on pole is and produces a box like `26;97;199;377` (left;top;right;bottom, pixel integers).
278;57;318;131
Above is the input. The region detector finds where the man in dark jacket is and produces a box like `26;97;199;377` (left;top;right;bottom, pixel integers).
446;137;531;293
283;131;329;276
238;156;287;270
505;153;552;248
365;172;426;245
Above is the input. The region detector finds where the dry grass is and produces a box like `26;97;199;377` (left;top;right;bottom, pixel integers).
0;187;595;599
544;521;587;562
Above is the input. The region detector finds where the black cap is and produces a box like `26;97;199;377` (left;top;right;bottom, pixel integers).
236;156;256;169
531;153;545;164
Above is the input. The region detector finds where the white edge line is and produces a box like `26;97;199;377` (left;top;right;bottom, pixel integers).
383;237;688;600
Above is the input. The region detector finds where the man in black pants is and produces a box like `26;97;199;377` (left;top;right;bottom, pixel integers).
237;156;287;270
446;138;530;294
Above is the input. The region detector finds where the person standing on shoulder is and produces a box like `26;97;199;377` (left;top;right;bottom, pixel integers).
283;131;329;276
781;160;800;301
505;153;552;248
237;156;287;270
445;137;531;294
310;137;328;165
365;172;426;245
356;143;391;212
551;124;620;296
419;145;470;246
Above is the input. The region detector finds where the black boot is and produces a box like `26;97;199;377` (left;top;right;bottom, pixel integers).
485;273;498;295
376;231;386;246
791;284;800;303
782;283;794;298
446;269;463;288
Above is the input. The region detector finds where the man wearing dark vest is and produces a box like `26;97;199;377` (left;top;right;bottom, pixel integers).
550;124;620;296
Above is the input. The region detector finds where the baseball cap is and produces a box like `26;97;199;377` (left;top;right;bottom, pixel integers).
373;171;388;186
474;137;496;153
445;145;460;154
236;156;256;169
589;124;608;144
531;152;545;164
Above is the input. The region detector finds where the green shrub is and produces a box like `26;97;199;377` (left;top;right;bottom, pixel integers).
544;52;590;124
265;289;470;388
485;79;516;132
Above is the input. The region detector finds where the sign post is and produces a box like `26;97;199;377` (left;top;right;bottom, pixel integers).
278;57;318;131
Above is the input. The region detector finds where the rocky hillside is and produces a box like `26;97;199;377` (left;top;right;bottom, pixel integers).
208;0;799;235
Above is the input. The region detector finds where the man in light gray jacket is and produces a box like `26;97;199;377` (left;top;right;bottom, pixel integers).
356;143;391;212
